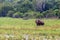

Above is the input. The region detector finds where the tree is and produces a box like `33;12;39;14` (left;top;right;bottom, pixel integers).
34;0;46;12
0;6;13;17
14;0;33;13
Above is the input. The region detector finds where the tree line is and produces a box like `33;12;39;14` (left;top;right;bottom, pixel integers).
0;0;60;19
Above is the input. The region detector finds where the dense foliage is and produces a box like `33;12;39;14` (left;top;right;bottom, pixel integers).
0;0;60;19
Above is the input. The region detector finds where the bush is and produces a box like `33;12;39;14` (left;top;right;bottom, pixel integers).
23;11;44;19
7;10;15;17
13;12;23;18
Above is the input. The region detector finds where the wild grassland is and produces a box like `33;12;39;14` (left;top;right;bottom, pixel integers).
0;17;60;40
0;17;60;34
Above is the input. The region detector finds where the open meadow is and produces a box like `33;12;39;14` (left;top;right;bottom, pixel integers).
0;17;60;40
1;0;60;40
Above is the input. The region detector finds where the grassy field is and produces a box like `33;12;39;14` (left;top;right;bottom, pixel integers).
0;17;60;40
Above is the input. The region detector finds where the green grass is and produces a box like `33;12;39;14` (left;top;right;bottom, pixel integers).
0;17;60;28
0;17;60;39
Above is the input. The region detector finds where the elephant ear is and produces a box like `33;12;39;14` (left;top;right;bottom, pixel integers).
35;19;38;23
